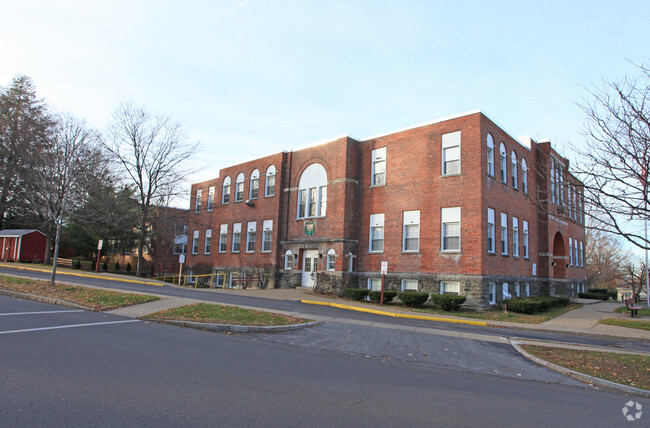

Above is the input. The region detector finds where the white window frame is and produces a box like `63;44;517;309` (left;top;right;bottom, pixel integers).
440;281;460;295
371;147;386;186
265;165;276;197
207;186;215;211
222;176;231;204
235;173;245;202
489;283;496;304
327;249;336;271
511;151;518;189
204;229;212;254
442;131;461;175
441;207;461;251
195;189;202;213
521;158;528;194
569;237;573;266
401;279;418;292
487;133;494;177
523;220;529;259
232;223;241;253
499;143;507;183
500;212;508;255
219;224;228;253
284;250;293;269
262;220;273;252
525;282;530;297
297;163;328;218
512;217;519;257
246;221;256;253
580;241;584;267
514;282;521;297
487;208;495;253
403;210;420;252
369;213;385;252
192;230;199;254
368;278;382;291
250;169;260;200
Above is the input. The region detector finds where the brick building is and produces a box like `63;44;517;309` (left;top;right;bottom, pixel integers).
186;111;586;308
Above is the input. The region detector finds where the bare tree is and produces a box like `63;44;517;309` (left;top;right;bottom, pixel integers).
585;224;628;289
573;61;650;250
622;260;646;303
22;114;101;285
104;102;199;277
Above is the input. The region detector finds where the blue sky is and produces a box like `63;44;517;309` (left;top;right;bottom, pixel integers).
1;0;649;206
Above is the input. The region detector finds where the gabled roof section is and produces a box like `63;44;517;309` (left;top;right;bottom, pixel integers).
0;229;45;237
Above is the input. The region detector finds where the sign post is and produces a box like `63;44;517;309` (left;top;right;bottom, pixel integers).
95;240;103;273
380;261;388;306
178;254;185;286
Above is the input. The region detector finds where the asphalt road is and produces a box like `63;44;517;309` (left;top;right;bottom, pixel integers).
2;266;649;354
1;296;647;427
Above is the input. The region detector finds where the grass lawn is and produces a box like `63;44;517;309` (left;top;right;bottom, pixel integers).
144;303;309;326
412;303;582;324
615;305;650;317
0;274;159;310
599;318;650;331
522;345;650;391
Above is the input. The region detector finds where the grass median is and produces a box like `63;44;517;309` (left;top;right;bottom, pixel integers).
412;303;582;323
0;274;159;310
522;345;650;391
143;303;309;326
599;318;650;331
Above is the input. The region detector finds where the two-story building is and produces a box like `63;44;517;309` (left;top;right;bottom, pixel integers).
186;111;586;308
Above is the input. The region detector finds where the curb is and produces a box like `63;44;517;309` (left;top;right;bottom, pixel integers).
144;318;323;334
0;265;164;287
0;288;91;311
509;340;650;398
490;322;650;343
301;300;487;326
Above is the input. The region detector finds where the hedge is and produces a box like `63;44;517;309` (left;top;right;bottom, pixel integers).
431;294;466;311
578;292;610;301
504;296;570;314
368;290;397;303
345;288;369;300
398;292;429;307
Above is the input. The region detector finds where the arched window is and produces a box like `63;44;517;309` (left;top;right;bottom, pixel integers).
249;169;260;199
222;176;231;204
486;134;494;176
327;249;336;271
235;173;245;202
265;165;276;197
511;151;518;189
499;143;507;183
297;163;327;218
284;250;293;269
521;158;528;194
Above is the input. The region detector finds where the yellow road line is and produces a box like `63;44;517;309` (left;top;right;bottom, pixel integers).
300;299;487;326
0;265;164;286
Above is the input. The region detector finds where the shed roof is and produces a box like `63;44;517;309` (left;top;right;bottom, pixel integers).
0;229;45;237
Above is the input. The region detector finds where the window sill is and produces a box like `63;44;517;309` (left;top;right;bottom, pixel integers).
369;251;384;254
401;251;420;254
441;172;461;178
218;251;226;254
440;249;461;254
369;184;386;189
501;253;509;257
488;251;496;255
264;194;275;198
232;251;240;254
261;250;272;254
297;216;327;220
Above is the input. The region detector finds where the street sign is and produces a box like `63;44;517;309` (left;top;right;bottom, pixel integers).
179;254;185;264
381;261;388;275
97;240;103;250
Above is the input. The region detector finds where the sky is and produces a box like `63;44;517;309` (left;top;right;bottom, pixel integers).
1;0;649;210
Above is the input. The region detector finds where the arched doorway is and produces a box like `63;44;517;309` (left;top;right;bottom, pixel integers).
552;231;566;279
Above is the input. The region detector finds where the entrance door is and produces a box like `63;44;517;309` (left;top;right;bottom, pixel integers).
301;250;319;287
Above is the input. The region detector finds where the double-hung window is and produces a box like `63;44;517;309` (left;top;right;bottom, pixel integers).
487;208;495;253
204;229;212;254
569;238;573;265
523;220;529;259
441;281;460;295
371;147;386;186
222;177;231;204
500;143;507;183
403;210;420;252
297;164;327;218
442;131;461;175
401;279;418;292
441;207;461;251
522;159;528;194
284;250;293;269
511;151;518;189
219;224;228;253
235;173;245;202
500;212;508;255
207;186;215;211
250;169;259;199
192;230;199;254
368;278;382;291
195;189;202;213
369;213;385;252
487;133;495;176
232;223;241;253
327;249;336;271
246;221;256;252
512;217;519;257
262;220;273;252
265;165;276;197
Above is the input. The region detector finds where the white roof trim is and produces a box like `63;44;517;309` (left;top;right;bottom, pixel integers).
361;109;481;141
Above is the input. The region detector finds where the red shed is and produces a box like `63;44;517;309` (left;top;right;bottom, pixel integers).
0;229;47;263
